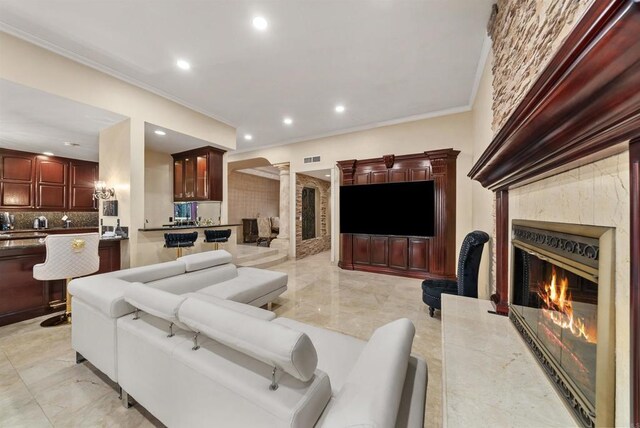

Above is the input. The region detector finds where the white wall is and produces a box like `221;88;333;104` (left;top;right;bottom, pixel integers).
470;42;495;300
144;150;174;227
0;31;237;267
228;111;475;262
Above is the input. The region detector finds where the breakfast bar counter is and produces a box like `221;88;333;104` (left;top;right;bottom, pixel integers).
136;224;240;266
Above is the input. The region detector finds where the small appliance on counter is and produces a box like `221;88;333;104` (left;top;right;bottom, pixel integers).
1;212;15;231
33;216;48;229
61;214;71;228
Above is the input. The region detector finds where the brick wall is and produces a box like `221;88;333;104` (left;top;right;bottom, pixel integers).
295;173;331;259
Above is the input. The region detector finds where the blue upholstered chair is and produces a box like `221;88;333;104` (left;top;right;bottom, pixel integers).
422;230;490;317
204;229;232;250
164;232;198;258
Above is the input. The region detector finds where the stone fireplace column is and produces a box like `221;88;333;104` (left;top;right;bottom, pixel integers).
270;163;290;257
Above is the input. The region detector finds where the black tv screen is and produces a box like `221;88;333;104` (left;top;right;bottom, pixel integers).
340;180;435;237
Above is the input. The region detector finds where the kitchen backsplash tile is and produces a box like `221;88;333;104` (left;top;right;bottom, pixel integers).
10;211;99;230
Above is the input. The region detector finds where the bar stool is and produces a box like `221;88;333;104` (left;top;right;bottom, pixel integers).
33;233;100;327
204;229;232;250
164;232;198;258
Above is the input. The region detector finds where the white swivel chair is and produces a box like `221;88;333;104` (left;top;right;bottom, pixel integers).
34;233;100;327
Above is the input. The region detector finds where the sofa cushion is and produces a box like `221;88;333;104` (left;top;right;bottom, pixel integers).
178;298;317;382
146;263;238;295
69;275;134;318
107;260;186;283
183;293;276;321
178;250;233;272
124;282;189;330
197;267;287;303
318;318;415;428
273;317;365;395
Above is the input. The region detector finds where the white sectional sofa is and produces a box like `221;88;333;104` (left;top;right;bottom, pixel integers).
69;250;287;382
70;250;428;427
117;286;427;427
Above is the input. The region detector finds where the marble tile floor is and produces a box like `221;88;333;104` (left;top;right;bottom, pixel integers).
0;251;442;427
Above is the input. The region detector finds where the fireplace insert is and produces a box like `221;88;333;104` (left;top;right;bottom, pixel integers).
510;220;615;428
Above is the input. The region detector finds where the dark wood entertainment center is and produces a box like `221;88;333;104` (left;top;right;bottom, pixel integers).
337;149;459;279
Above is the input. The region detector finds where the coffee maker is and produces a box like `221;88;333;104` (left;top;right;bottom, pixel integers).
1;212;14;231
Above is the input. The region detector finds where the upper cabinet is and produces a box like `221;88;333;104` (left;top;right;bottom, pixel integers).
35;157;68;209
69;160;98;210
0;148;98;211
172;146;225;201
0;151;35;208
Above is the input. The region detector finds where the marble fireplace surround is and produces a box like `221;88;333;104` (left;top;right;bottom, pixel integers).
509;194;622;427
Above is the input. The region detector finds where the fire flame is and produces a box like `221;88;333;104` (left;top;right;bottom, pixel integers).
538;267;597;344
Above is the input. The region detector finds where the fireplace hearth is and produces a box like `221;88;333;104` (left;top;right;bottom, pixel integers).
510;220;615;428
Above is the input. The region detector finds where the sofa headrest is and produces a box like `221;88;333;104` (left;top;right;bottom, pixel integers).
178;297;317;382
178;250;233;272
319;318;415;427
124;282;189;330
109;260;186;283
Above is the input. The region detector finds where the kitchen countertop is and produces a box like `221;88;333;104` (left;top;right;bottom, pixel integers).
0;227;99;240
138;223;241;232
0;236;127;250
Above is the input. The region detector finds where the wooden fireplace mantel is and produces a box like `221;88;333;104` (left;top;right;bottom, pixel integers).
468;0;640;424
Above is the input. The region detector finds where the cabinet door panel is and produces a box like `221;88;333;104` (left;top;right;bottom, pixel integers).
2;156;33;181
370;236;388;266
174;160;184;200
389;237;408;269
408;238;428;270
371;171;387;183
196;155;208;199
184;157;195;198
410;168;429;182
38;185;66;209
70;163;97;187
354;172;370;185
389;170;407;182
71;188;95;210
353;235;370;264
38;159;66;184
1;182;32;207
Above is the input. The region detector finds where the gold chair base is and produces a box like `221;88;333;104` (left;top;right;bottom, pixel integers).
41;278;72;328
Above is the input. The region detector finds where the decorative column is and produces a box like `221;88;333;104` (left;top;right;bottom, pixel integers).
270;163;290;257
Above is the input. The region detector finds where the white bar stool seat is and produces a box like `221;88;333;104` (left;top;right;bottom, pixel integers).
33;233;100;327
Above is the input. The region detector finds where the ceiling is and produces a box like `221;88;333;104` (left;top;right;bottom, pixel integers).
299;169;331;182
144;123;218;155
0;79;125;161
0;1;492;152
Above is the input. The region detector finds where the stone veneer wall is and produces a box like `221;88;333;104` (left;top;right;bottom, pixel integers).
228;171;279;242
295;173;330;259
490;0;592;133
486;0;593;292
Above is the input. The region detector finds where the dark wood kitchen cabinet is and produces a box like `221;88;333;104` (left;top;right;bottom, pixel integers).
69;160;98;210
0;151;35;208
172;146;225;201
36;157;68;209
0;148;99;211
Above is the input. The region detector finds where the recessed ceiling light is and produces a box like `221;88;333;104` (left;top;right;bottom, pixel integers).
244;134;253;141
63;141;80;147
335;105;346;113
324;174;331;177
154;130;166;136
252;16;268;31
283;117;293;125
176;59;191;70
42;151;54;156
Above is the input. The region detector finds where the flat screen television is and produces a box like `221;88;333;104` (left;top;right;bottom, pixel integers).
340;180;435;237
